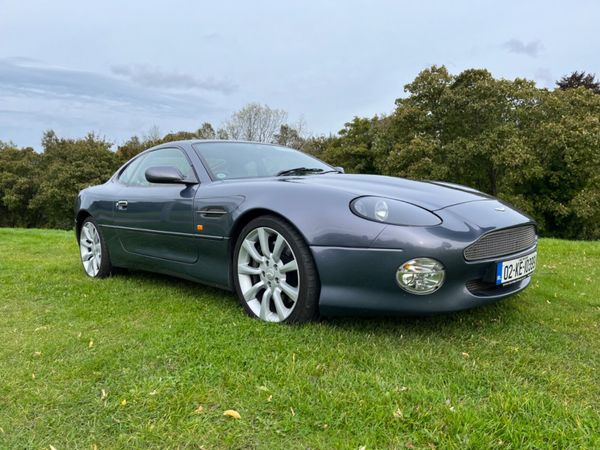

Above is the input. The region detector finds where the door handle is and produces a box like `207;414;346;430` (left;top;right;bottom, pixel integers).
116;200;128;209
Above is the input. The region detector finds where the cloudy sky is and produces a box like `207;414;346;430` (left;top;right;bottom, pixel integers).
1;0;598;149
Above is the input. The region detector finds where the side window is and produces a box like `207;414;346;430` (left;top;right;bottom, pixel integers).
127;148;194;187
118;155;145;185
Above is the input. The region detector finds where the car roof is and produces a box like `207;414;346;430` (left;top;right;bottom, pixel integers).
152;139;286;148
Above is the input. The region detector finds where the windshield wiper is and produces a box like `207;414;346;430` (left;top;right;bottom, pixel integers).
276;167;325;176
318;169;343;174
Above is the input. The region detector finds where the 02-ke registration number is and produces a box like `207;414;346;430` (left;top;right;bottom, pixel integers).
496;252;537;285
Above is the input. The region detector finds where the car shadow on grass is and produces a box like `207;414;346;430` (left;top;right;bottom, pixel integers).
323;300;524;337
114;269;236;301
116;268;526;338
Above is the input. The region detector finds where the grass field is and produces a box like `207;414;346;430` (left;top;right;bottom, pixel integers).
0;228;599;449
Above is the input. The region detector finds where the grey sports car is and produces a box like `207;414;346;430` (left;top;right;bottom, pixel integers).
75;140;538;323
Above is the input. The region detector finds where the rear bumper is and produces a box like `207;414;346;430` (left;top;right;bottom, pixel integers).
311;244;535;317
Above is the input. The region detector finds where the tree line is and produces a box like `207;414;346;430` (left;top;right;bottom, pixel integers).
309;68;600;240
0;102;305;229
1;69;599;239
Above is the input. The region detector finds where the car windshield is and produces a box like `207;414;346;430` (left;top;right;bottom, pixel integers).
193;142;333;180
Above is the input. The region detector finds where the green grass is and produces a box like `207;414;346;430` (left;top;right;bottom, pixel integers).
0;229;599;450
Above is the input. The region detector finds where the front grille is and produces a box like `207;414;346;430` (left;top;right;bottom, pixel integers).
464;225;536;261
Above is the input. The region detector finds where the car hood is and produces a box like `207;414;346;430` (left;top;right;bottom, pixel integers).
290;174;492;211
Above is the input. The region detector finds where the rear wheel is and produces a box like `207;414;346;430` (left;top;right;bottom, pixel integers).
79;217;112;278
233;215;319;323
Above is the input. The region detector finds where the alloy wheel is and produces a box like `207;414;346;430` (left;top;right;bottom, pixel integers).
237;226;300;322
80;221;102;277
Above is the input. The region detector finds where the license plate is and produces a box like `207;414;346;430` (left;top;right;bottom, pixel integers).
496;252;537;285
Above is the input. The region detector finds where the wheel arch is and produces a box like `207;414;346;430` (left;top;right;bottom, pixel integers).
75;210;92;240
227;208;316;284
229;208;311;251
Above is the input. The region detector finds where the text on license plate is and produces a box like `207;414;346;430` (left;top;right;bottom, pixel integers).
496;252;537;285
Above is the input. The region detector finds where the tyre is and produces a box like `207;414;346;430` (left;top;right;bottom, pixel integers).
233;215;320;323
79;216;113;278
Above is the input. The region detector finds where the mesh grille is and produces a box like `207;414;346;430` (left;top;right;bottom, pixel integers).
464;225;536;261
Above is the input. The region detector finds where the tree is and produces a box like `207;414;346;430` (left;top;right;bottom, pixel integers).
161;131;198;142
115;122;218;164
216;128;229;140
525;87;600;239
556;71;600;94
303;134;337;158
115;135;145;164
374;67;547;199
196;122;216;139
30;131;118;229
144;125;162;142
220;103;288;142
3;68;600;240
316;117;381;173
0;142;42;227
326;65;600;239
274;123;306;149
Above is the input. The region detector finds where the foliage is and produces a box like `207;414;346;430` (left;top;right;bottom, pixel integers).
274;123;306;150
317;66;600;239
1;82;600;239
0;142;42;227
196;122;217;140
29;131;116;229
114;122;218;164
315;117;381;173
556;70;600;94
0;104;308;230
1;228;599;448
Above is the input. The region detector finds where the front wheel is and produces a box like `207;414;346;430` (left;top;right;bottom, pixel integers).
79;217;112;278
233;215;320;323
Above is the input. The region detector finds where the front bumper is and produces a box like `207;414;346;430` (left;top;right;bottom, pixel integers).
312;244;535;316
312;199;537;316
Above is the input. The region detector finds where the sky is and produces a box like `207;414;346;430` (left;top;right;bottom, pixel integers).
1;0;599;149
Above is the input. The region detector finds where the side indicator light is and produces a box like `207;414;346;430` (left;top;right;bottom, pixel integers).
196;224;204;232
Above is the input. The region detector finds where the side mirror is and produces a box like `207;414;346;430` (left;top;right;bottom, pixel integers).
145;166;192;184
335;166;345;174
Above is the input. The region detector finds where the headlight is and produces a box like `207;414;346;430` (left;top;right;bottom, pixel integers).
396;258;445;295
350;196;441;226
374;200;389;221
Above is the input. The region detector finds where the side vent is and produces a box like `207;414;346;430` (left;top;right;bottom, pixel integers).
198;208;228;219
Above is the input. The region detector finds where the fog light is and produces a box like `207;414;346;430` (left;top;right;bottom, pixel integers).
396;258;445;295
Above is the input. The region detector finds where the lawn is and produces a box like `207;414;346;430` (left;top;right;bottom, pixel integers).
0;228;598;449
